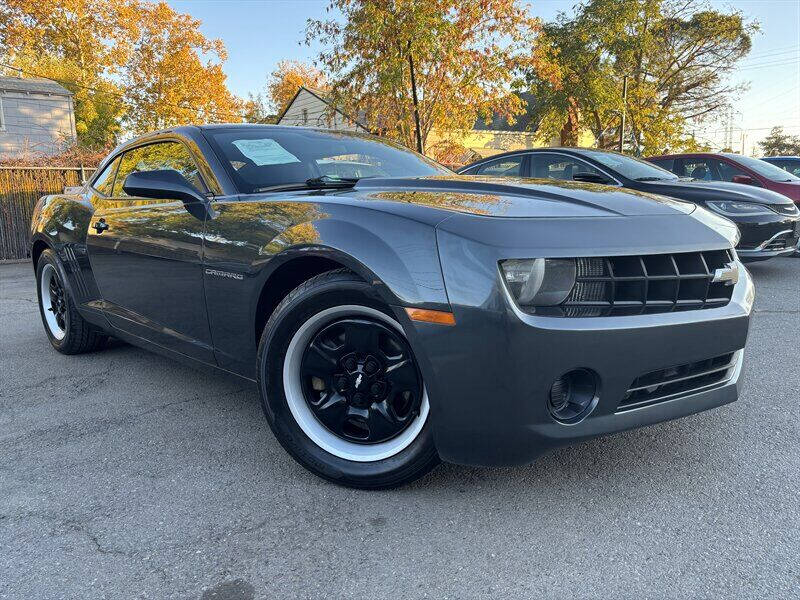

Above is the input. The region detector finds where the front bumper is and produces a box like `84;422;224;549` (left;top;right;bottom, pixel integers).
734;212;799;261
404;215;754;467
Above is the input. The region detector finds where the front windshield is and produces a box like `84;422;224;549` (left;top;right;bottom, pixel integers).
577;149;679;181
725;154;800;182
204;127;451;193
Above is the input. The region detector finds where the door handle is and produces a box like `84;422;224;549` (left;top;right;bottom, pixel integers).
93;219;109;233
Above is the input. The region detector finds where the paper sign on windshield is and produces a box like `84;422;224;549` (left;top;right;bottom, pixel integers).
232;138;301;166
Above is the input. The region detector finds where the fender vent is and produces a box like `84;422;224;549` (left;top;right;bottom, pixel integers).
62;245;90;300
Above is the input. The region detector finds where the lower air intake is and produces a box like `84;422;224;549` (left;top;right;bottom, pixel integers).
618;352;737;411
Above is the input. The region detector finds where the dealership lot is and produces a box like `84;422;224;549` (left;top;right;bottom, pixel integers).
1;259;798;599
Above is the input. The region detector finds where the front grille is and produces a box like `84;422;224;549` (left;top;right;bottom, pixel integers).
619;352;737;411
764;232;797;251
560;250;735;317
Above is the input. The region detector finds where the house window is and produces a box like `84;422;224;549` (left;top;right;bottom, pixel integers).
302;108;308;125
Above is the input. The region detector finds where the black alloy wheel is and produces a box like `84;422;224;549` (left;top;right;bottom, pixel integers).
299;317;423;444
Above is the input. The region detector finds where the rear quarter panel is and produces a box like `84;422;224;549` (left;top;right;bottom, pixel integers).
30;192;105;313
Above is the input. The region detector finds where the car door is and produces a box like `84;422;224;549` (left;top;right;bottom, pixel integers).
86;140;215;362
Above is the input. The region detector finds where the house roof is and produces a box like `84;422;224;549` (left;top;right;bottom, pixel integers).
0;76;73;97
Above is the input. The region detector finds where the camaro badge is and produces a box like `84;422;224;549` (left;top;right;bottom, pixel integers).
712;261;739;286
205;268;244;280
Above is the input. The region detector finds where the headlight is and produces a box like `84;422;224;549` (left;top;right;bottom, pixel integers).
692;205;741;247
500;258;576;306
705;200;773;216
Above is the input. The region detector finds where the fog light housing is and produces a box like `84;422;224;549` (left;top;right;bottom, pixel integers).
548;369;599;423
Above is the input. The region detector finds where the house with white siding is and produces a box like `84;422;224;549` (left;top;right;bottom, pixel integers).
276;87;369;132
0;76;77;158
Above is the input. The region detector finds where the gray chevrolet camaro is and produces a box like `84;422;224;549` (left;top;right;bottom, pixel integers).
30;125;753;488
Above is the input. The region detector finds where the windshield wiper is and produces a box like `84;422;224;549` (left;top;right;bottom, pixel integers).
305;175;360;188
253;175;361;194
634;176;671;182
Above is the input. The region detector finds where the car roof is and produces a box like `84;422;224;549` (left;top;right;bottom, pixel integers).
461;146;608;166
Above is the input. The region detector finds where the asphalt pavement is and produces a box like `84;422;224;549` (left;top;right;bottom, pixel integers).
1;258;798;599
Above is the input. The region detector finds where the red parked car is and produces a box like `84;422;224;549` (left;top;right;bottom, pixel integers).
647;152;800;204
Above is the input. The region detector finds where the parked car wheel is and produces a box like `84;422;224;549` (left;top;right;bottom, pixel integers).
257;269;440;489
36;249;107;354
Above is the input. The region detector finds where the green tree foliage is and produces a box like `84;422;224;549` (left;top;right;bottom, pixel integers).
527;0;756;154
306;0;542;153
758;127;800;157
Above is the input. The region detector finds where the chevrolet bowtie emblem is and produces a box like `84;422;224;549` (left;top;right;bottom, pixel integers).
712;261;739;286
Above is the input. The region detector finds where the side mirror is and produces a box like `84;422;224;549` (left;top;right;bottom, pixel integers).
572;172;610;184
122;169;207;204
732;174;757;186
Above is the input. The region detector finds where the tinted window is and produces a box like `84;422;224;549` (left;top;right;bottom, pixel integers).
112;141;205;198
205;127;450;194
91;156;120;196
769;159;800;176
530;153;603;180
725;154;800;181
676;158;714;180
648;157;674;172
475;156;524;176
716;160;749;182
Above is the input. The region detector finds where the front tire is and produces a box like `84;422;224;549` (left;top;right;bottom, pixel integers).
257;270;440;489
36;248;107;354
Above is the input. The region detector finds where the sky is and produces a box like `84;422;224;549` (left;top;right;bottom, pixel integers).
168;0;800;155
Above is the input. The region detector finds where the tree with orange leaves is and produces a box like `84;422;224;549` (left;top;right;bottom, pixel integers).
123;2;242;133
306;0;543;154
266;60;328;114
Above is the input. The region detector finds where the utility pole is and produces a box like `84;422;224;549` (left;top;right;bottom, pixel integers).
618;75;628;153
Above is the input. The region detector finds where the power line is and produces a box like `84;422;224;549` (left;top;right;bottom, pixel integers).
735;58;800;71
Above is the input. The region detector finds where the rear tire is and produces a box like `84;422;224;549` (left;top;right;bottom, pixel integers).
257;269;440;489
36;248;107;354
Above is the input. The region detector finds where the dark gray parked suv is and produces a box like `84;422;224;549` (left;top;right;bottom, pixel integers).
31;126;753;487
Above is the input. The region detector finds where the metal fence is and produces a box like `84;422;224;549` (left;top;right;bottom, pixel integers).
0;166;94;260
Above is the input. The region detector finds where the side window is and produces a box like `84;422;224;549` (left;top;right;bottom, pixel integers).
677;158;714;181
649;158;673;172
90;156;121;196
530;153;602;180
475;155;525;177
112;141;206;198
715;160;749;182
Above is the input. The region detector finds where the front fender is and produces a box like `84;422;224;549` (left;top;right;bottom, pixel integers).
202;199;450;376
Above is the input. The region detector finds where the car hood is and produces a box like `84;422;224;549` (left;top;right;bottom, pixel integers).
343;175;696;218
643;179;795;206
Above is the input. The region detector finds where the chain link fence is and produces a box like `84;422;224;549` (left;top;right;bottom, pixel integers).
0;166;94;260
